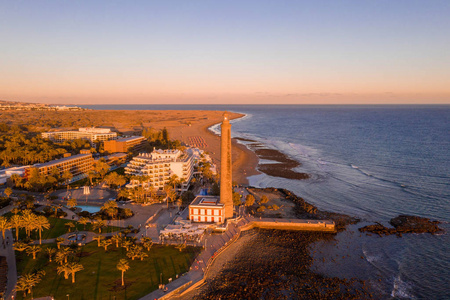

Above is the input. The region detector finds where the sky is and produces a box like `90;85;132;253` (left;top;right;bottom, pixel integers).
1;0;449;105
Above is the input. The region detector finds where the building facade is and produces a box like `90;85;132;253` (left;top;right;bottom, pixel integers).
189;196;224;223
42;128;117;144
103;136;146;153
25;153;94;183
125;149;194;191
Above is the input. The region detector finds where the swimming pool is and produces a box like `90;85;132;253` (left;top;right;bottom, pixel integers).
77;205;101;213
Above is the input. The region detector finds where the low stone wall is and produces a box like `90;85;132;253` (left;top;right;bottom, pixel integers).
241;218;335;232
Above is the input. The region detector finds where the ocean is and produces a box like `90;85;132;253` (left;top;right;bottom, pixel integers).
83;104;449;299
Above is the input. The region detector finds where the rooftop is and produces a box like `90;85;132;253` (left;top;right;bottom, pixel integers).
190;195;224;207
34;153;92;168
116;136;145;142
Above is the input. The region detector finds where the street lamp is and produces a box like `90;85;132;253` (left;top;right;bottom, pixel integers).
67;294;69;300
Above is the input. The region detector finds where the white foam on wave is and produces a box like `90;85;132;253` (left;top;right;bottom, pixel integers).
391;275;415;299
362;248;381;263
208;113;252;136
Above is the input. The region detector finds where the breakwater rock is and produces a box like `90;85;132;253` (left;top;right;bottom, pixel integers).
359;215;442;236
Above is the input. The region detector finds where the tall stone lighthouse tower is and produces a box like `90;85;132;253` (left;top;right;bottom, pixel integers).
220;112;233;219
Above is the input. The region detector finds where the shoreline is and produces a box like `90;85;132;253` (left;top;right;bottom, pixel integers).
168;112;260;185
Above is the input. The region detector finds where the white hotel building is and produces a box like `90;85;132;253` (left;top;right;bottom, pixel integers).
125;149;194;191
42;128;117;145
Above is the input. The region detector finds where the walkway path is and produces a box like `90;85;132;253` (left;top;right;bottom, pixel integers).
0;231;17;300
0;204;14;216
140;217;251;300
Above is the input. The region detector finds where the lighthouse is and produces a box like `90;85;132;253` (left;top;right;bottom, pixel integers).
220;112;233;219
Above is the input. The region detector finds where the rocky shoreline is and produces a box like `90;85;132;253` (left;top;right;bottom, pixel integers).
193;229;372;300
234;138;310;180
359;215;443;237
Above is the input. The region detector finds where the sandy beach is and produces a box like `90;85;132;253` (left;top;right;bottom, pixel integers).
165;112;260;185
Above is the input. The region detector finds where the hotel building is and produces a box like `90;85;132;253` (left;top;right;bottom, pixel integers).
25;153;94;183
125;149;194;191
103;136;146;153
42;128;117;145
189;196;224;223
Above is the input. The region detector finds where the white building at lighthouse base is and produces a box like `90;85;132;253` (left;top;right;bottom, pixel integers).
189;196;224;223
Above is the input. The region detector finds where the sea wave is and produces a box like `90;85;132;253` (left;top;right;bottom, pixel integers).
390;275;415;299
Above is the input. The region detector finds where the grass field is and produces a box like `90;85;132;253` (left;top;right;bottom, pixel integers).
15;241;201;300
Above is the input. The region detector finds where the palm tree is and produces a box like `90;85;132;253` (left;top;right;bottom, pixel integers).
14;275;29;297
102;200;118;211
176;243;186;252
92;220;106;233
34;215;50;244
26;245;41;259
100;239;112;251
164;185;176;208
117;188;129;200
93;235;105;247
137;251;148;261
0;216;11;240
67;198;77;209
116;258;130;286
56;237;65;249
141;237;153;251
58;262;84;283
46;247;57;262
65;222;76;233
21;209;37;238
78;217;89;230
9;214;22;241
55;247;73;265
57;264;70;280
111;233;123;248
13;241;29;252
126;245;144;261
4;187;12;198
15;271;45;297
62;170;73;186
122;239;133;252
87;170;96;186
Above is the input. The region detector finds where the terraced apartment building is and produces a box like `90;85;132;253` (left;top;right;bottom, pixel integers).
125;149;194;191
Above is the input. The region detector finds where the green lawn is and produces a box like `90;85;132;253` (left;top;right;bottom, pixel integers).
15;241;200;300
14;217;121;241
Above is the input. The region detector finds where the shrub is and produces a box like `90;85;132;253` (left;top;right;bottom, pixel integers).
257;205;266;212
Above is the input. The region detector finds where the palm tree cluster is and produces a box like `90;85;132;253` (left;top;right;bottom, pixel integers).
0;209;50;244
124;175;159;204
104;172;127;189
14;270;45;297
0;132;67;167
57;262;84;283
126;245;148;261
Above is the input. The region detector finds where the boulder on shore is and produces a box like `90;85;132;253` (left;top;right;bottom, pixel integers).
359;215;442;236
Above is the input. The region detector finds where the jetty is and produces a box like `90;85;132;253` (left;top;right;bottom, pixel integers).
241;217;335;232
